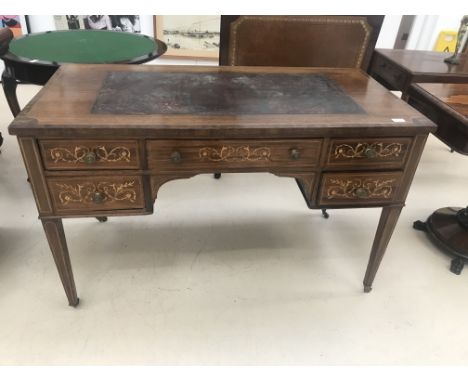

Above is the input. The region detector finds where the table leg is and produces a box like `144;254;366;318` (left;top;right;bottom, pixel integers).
2;69;21;117
363;206;402;292
41;218;79;307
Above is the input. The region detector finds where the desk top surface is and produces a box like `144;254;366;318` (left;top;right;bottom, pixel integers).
376;49;468;75
6;30;166;65
9;64;434;137
413;83;468;119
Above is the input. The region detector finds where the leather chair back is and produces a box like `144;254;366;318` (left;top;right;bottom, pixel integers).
219;15;384;71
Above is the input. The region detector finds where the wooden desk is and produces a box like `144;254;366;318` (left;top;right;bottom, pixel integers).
408;83;468;273
369;49;468;99
8;64;435;306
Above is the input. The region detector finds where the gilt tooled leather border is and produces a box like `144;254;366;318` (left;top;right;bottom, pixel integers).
229;16;371;68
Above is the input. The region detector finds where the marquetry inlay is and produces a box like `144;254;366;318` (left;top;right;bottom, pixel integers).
199;146;271;162
50;146;131;164
56;181;137;205
326;178;396;199
333;142;404;159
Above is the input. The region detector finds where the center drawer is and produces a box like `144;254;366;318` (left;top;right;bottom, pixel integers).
147;139;322;171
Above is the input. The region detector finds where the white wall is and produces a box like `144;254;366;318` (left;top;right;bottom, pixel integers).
406;15;463;50
375;15;402;49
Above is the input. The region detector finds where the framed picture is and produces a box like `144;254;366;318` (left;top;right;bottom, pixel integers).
153;15;220;59
0;15;26;37
53;15;141;33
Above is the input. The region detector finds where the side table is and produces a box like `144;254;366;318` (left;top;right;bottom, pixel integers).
408;82;468;274
369;49;468;100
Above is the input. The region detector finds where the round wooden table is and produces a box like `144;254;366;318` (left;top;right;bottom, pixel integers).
408;82;468;274
1;29;167;118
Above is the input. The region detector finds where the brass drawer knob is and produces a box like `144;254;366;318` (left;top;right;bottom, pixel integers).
355;187;369;199
364;148;377;159
83;151;97;164
290;148;301;160
92;191;105;204
170;151;182;163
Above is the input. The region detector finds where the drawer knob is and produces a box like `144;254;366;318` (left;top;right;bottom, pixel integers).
290;148;301;160
170;151;182;163
83;151;97;165
92;191;105;204
364;148;377;159
355;187;369;199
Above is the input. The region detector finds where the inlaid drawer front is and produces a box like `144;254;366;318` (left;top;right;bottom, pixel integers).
47;176;144;212
326;138;412;168
147;139;322;171
319;172;403;206
40;140;140;170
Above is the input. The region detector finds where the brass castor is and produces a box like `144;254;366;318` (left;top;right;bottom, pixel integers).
214;173;221;179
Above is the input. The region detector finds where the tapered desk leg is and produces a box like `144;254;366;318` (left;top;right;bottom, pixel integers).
41;218;79;307
363;206;403;293
2;70;21;117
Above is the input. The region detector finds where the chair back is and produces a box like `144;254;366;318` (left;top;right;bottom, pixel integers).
0;28;14;56
219;15;384;71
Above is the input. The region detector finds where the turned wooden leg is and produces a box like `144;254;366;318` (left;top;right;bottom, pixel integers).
41;218;79;307
2;70;21;117
363;206;403;292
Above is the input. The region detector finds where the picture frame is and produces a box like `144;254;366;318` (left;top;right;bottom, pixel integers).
153;15;220;59
53;15;142;33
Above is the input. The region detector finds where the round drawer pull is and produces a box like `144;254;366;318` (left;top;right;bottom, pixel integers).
364;148;377;159
290;148;301;160
170;151;182;163
355;188;369;199
92;191;105;204
83;151;96;164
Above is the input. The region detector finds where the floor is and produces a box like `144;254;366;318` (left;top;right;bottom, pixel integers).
0;84;467;366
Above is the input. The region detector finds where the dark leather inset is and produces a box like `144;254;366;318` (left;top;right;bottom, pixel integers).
92;71;365;115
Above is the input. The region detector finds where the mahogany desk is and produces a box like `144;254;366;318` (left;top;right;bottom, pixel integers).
408;83;468;274
369;49;468;99
8;64;435;306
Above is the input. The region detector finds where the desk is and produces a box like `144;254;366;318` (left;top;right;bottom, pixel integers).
369;49;468;99
8;64;435;306
1;30;167;117
408;83;468;273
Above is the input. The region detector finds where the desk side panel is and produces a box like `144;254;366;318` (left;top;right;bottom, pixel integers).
17;137;54;215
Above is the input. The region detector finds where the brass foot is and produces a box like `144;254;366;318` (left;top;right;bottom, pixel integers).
69;297;80;307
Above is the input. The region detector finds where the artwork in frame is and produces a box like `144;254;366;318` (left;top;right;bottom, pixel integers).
154;15;220;59
54;15;141;33
0;15;25;37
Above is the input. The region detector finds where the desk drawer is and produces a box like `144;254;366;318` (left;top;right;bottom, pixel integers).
326;137;412;168
318;171;403;206
147;139;322;171
47;175;144;212
372;55;406;90
40;140;140;170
